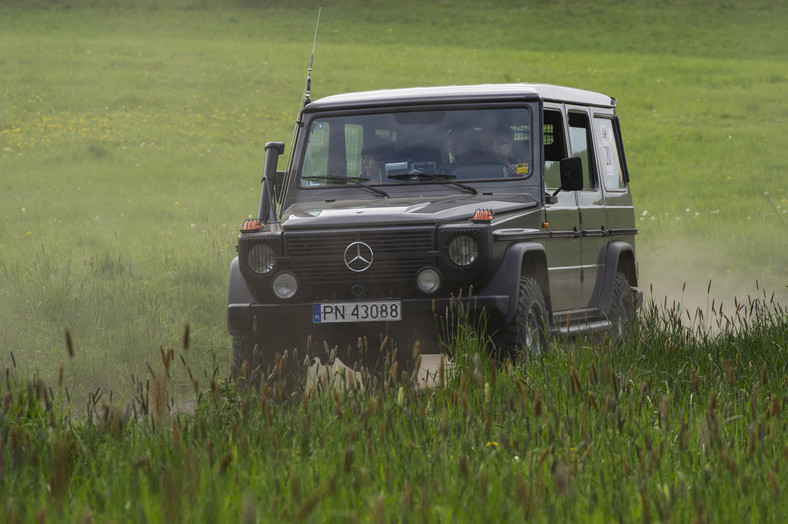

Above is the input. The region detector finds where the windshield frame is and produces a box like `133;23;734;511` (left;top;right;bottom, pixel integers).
293;102;534;194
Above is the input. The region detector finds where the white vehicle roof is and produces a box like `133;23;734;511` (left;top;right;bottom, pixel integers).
306;83;616;111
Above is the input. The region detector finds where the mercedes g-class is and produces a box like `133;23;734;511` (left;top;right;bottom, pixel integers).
227;84;642;378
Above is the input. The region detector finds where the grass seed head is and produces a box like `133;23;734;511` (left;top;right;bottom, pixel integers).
721;450;736;476
296;477;335;520
538;445;552;465
517;477;534;518
679;417;689;451
344;444;354;472
769;470;778;493
569;367;582;394
747;427;757;458
64;329;74;358
459;454;469;479
586;391;598;412
182;323;190;349
553;461;572;495
219;446;232;475
767;395;781;418
132;453;151;470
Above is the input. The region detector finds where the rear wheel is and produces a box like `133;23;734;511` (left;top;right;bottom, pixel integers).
609;272;634;340
500;277;548;355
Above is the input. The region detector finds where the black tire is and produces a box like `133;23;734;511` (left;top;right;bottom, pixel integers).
500;277;549;355
232;335;303;395
609;272;634;340
231;334;269;382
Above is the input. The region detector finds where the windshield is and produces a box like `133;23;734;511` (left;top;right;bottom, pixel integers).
297;107;532;188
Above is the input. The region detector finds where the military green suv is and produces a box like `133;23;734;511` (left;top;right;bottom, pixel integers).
227;84;642;376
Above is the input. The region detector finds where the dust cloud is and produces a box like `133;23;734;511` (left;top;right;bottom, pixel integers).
637;235;787;319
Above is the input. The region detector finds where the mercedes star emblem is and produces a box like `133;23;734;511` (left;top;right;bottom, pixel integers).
344;241;374;272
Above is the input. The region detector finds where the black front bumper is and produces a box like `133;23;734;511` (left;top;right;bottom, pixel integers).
228;294;510;364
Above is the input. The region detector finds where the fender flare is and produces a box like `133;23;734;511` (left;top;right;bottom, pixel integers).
596;241;637;316
228;257;255;305
227;257;256;335
479;243;551;324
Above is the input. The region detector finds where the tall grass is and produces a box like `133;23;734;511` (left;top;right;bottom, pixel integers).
1;292;786;522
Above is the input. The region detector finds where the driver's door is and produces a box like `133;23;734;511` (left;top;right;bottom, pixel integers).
542;106;581;312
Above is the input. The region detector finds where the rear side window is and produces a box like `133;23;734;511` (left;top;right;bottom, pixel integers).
593;117;627;191
567;111;597;191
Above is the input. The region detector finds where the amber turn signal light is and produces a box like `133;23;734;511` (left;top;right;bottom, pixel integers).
472;209;494;222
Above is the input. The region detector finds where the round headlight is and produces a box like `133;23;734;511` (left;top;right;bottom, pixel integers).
272;272;298;299
248;244;276;274
448;235;479;267
416;268;441;294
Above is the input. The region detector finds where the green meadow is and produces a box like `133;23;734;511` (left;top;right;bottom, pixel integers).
1;299;786;522
1;0;787;521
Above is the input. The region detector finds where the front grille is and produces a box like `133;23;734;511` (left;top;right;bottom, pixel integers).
282;228;436;300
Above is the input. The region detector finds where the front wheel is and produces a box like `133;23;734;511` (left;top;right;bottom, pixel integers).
500;277;549;355
232;335;269;382
232;335;300;390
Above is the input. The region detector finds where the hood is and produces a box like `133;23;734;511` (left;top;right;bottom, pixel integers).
279;194;538;229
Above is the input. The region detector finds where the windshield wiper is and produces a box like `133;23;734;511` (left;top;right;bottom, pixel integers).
388;171;478;195
301;175;389;197
302;175;349;184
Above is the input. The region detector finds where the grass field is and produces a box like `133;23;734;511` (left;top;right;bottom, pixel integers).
1;0;787;520
2;294;786;522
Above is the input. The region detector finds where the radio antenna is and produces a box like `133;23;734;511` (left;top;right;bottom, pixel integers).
287;4;322;173
302;4;322;106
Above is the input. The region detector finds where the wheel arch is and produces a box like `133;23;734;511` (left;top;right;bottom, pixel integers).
520;247;552;316
481;242;552;324
596;241;637;316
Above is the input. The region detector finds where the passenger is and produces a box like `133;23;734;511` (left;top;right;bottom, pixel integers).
360;145;383;183
485;125;517;176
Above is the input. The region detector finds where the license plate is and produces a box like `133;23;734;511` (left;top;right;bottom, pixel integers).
313;301;402;323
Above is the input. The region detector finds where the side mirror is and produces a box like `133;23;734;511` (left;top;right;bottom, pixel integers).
272;170;286;194
559;156;584;191
268;170;286;203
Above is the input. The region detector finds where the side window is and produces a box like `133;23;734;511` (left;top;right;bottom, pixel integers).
543;109;566;189
593;117;627;191
567;112;597;191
